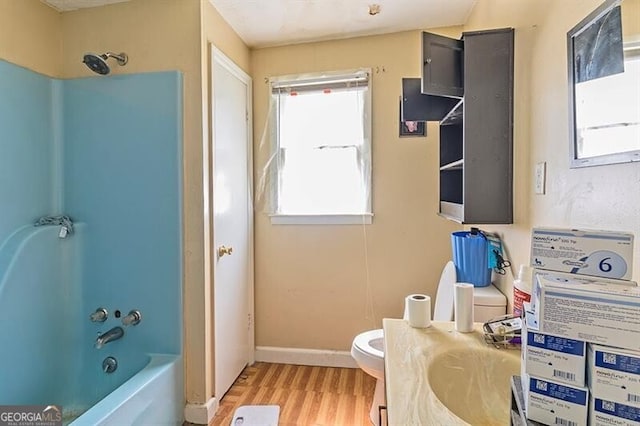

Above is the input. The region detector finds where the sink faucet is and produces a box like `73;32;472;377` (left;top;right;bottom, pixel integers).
95;326;124;349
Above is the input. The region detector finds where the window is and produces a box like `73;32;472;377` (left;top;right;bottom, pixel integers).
270;69;372;225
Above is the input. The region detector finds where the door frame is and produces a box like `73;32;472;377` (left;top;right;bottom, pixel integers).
209;45;255;393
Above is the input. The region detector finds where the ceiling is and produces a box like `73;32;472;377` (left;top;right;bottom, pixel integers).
41;0;477;48
209;0;477;48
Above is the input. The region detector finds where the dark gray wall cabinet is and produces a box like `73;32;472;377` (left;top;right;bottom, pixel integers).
401;78;459;122
422;32;464;98
429;28;514;224
401;33;464;122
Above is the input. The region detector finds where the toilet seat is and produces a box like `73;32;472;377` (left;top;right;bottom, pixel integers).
353;329;383;358
351;328;384;380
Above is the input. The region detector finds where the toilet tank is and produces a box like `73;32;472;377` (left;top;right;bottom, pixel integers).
473;284;507;322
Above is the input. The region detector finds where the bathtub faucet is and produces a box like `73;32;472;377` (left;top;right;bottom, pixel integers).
122;310;142;326
89;307;108;322
95;326;124;349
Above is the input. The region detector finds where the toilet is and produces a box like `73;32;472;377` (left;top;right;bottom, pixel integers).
350;261;507;425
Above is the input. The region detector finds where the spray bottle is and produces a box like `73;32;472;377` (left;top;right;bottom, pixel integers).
513;265;533;317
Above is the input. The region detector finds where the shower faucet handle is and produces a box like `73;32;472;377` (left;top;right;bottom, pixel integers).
122;310;142;326
90;308;108;322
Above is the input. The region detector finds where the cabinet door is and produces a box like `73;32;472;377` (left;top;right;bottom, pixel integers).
422;32;464;98
462;28;514;224
402;78;460;122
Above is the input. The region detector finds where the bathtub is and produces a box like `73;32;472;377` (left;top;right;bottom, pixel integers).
69;354;183;426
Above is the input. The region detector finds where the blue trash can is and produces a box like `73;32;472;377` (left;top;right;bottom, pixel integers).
451;231;492;287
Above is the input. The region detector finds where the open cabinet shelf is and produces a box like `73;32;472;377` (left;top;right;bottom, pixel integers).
440;159;464;171
422;28;514;224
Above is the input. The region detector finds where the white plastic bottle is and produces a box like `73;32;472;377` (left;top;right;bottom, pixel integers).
513;265;533;317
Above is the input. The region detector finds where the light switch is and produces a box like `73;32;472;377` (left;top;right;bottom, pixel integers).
535;162;546;195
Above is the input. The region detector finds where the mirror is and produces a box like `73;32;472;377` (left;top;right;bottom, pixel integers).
568;0;640;168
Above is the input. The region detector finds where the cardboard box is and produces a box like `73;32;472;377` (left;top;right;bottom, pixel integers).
588;344;640;408
531;228;634;280
530;270;637;317
524;374;589;426
589;395;640;426
523;320;586;386
529;273;640;351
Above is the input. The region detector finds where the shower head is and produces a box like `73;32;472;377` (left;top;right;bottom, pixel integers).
82;52;128;75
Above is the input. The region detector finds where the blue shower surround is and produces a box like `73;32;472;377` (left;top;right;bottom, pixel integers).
0;59;183;417
0;60;56;244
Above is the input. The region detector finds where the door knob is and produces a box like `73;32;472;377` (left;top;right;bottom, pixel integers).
217;245;233;258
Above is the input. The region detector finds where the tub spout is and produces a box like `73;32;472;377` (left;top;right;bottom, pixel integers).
95;326;124;349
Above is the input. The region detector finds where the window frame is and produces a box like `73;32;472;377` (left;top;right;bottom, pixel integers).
268;69;373;225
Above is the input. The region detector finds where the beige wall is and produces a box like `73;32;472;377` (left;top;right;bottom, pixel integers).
465;0;640;305
202;1;250;73
622;0;640;36
251;28;463;351
0;0;61;76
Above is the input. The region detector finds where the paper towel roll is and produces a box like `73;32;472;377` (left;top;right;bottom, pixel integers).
454;283;474;333
405;294;431;328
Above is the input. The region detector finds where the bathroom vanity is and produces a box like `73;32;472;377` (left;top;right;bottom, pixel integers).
383;319;521;425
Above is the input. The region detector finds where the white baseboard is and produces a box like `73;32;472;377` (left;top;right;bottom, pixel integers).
184;396;219;425
255;346;358;368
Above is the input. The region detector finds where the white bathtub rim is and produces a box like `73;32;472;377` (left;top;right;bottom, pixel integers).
69;353;181;426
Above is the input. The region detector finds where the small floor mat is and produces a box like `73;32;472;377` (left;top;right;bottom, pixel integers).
231;405;280;425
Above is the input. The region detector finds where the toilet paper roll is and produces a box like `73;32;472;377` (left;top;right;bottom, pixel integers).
454;283;474;333
405;294;432;328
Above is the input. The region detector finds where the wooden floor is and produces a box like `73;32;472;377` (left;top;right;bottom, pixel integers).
208;362;376;426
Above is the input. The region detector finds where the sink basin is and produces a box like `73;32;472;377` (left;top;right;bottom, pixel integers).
383;320;523;425
427;347;520;425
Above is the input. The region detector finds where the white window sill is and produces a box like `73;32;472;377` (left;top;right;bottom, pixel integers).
269;213;373;225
